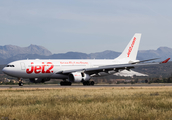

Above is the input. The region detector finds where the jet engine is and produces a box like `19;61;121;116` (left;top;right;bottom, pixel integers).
29;78;50;83
68;72;91;82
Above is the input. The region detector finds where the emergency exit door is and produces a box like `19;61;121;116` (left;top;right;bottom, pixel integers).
20;62;26;70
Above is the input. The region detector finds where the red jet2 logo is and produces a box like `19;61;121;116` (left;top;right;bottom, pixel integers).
26;62;54;74
127;37;136;57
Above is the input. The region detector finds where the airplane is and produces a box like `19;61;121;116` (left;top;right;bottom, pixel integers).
2;33;170;86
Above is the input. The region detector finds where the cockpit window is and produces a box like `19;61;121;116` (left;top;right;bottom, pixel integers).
6;65;15;67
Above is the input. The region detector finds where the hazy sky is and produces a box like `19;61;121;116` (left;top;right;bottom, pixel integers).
0;0;172;54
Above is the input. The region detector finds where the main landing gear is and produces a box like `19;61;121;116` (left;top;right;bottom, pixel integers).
83;81;94;86
60;80;95;86
60;81;72;86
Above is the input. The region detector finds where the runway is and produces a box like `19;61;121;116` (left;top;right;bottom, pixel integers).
1;83;172;89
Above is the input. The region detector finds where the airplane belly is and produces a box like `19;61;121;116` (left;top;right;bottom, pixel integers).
18;72;52;78
49;74;68;79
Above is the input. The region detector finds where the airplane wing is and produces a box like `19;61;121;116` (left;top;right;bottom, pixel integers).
56;58;170;75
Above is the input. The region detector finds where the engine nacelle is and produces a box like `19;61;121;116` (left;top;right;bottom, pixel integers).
29;78;50;83
68;72;91;83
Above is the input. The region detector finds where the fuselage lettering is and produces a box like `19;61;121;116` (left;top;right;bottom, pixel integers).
26;62;54;74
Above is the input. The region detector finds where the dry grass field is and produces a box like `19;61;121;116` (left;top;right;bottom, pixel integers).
0;87;172;120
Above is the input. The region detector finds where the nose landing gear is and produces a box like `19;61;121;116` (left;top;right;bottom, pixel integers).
18;78;23;86
19;81;23;86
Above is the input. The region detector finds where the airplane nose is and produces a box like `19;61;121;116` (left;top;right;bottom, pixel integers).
2;67;7;74
2;67;10;75
2;66;17;77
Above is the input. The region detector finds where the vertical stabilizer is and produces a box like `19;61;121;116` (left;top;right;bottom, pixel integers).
116;33;141;61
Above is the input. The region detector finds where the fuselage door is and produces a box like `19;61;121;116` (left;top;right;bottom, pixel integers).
20;62;26;70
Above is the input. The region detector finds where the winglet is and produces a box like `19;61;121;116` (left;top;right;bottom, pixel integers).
161;58;170;64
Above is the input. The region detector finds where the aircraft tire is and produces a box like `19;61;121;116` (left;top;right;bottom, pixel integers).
83;81;87;86
90;81;94;86
60;81;72;86
83;81;91;86
68;82;72;86
19;82;23;86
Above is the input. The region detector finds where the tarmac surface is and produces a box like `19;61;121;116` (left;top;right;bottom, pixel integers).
1;83;172;89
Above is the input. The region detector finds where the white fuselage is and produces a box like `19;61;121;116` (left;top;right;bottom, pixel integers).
2;59;126;79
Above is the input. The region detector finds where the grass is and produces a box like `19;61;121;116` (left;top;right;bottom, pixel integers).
0;87;172;120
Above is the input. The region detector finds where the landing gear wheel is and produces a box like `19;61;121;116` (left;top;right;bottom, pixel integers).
90;81;94;86
19;82;23;86
83;81;94;86
83;81;89;86
18;78;23;86
60;81;72;86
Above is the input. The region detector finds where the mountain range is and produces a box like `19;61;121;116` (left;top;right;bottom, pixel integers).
0;45;172;64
